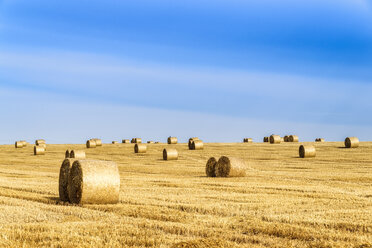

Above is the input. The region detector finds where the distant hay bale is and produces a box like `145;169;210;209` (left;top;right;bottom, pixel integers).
15;141;24;148
288;135;299;142
86;139;97;148
270;135;281;144
299;145;316;158
190;140;204;150
147;141;155;144
38;143;47;150
122;139;130;144
65;150;70;158
163;148;178;160
205;157;217;177
284;136;289;142
155;142;160;144
345;137;359;148
243;138;253;143
263;137;269;142
34;145;45;155
188;137;199;149
131;138;142;143
93;139;102;146
134;143;147;153
167;137;178;144
70;150;86;159
68;160;120;204
315;138;325;142
35;139;45;145
112;141;118;144
20;140;27;146
59;158;74;202
216;156;246;177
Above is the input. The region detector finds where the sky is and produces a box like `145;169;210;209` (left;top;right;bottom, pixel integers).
0;0;371;144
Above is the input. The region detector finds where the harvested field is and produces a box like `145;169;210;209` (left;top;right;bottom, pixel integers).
0;142;371;247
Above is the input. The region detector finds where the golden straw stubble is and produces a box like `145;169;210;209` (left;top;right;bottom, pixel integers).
270;135;281;144
216;156;246;177
134;143;147;153
59;158;74;202
70;150;86;159
205;157;218;177
299;145;316;158
34;145;45;155
68;160;120;204
86;139;97;148
163;148;178;160
345;137;359;148
167;137;178;144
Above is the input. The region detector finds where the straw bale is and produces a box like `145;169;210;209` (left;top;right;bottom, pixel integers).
216;156;246;177
167;137;178;144
205;157;217;177
345;137;359;148
134;143;147;153
270;135;281;144
299;145;316;158
163;148;178;160
70;150;86;159
34;145;45;155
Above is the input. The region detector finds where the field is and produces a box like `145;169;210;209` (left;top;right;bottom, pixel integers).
0;142;371;247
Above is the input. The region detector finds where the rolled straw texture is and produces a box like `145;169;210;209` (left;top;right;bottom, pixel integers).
345;137;359;148
34;146;45;155
243;138;253;143
299;145;316;158
59;158;74;202
15;141;24;148
35;139;46;145
70;150;86;159
289;135;299;142
216;156;246;177
188;138;199;149
167;137;178;144
65;150;70;158
122;139;130;144
93;139;102;146
134;143;147;153
263;137;269;142
86;139;97;148
205;157;218;177
270;135;281;144
315;138;325;142
163;148;178;160
191;140;204;150
68;160;120;204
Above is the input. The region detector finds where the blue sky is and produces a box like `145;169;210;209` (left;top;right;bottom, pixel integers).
0;0;371;144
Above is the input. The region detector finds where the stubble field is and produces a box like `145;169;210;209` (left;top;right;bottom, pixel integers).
0;141;371;247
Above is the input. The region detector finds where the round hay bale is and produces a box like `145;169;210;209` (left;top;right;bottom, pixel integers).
147;141;155;144
131;138;141;143
112;141;118;144
93;139;102;146
289;135;299;142
205;157;217;177
34;145;45;155
86;139;97;148
59;158;74;202
216;156;246;177
188;137;199;149
243;138;253;143
20;140;27;147
122;139;130;144
70;150;86;159
163;148;178;160
134;143;147;153
65;150;70;158
15;141;24;148
35;139;45;145
191;140;204;150
68;160;120;204
263;137;269;142
155;142;160;144
299;145;316;158
284;136;289;142
345;137;359;148
315;138;325;142
270;135;281;144
167;137;178;144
